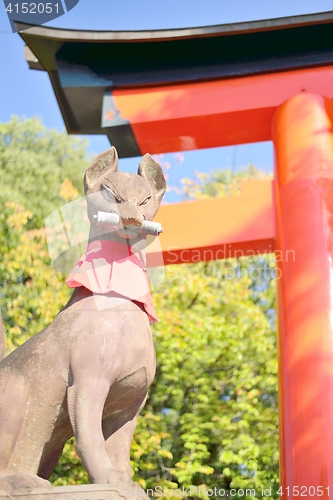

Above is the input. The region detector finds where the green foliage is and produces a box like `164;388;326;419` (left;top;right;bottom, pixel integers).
0;116;88;227
180;165;272;200
0;201;72;352
133;258;278;498
51;438;88;486
0;119;278;499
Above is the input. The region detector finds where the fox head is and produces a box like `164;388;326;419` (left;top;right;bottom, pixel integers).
84;147;166;238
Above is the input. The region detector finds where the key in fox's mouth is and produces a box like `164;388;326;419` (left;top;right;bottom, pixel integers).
94;211;163;237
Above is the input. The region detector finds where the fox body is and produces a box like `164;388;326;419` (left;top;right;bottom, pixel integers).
0;147;166;485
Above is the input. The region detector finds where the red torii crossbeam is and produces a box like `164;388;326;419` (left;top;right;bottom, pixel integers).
147;180;274;266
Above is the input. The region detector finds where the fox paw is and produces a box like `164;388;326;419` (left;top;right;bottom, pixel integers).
0;473;51;492
107;469;133;484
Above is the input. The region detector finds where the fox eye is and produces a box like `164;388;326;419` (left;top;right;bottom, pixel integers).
102;188;122;203
140;196;151;207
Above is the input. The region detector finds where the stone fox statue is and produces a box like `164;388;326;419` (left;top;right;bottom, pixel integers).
0;147;166;485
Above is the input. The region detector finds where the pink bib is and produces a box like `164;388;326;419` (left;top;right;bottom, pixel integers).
66;239;158;324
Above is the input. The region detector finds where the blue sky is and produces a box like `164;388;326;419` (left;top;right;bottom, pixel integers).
0;0;332;201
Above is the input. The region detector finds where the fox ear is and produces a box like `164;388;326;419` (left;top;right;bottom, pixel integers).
138;153;166;204
84;147;118;193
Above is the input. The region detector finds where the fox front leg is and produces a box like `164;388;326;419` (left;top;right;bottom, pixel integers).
67;327;121;484
67;379;114;483
103;395;147;483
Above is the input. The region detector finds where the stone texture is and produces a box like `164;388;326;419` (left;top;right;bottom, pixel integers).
0;481;149;500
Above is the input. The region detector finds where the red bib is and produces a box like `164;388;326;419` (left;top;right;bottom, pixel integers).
66;239;158;324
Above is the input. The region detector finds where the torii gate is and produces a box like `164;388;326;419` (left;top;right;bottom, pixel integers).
18;11;333;492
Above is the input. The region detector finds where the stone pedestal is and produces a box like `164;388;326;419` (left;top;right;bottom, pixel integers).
0;482;149;500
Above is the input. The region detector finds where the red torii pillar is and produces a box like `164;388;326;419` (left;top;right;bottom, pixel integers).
147;92;333;489
273;94;333;494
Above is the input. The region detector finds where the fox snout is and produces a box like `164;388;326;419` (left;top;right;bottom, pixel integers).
118;201;145;228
